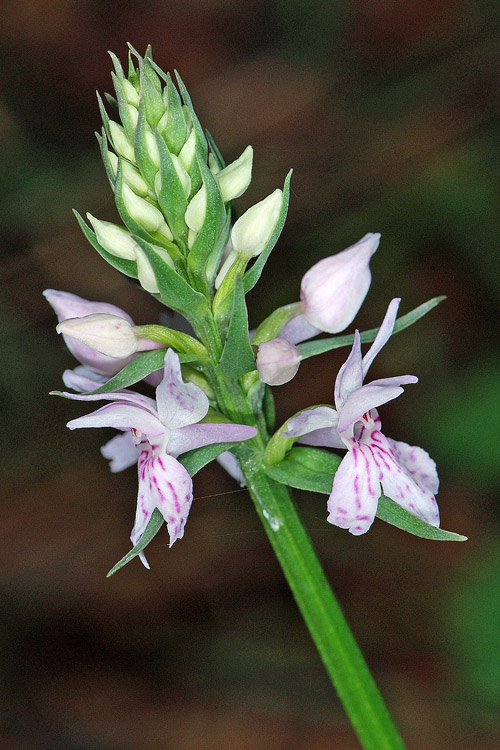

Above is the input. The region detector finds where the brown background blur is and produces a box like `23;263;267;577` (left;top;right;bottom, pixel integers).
1;1;500;748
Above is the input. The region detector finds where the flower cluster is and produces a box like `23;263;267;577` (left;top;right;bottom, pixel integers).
47;47;451;572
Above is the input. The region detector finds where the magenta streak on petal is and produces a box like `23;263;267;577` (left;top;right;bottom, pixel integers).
337;507;347;514
356;515;370;521
167;482;180;514
361;447;376;498
370;429;383;444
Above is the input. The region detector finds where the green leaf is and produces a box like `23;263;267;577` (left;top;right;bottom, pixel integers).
376;496;467;542
106;509;164;577
218;276;255;379
300;296;446;359
243;169;292;294
154;128;188;241
160;74;187;156
187;155;226;289
134;235;209;321
205;207;231;285
111;71;136;143
205;129;225;169
140;56;165;125
178;441;240;476
96;128;117;191
264;446;465;541
73;210;138;279
264;446;341;493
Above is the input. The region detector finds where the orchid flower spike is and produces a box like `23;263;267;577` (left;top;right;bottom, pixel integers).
63;349;257;565
279;233;379;344
284;299;440;535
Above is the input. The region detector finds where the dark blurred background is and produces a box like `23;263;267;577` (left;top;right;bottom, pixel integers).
1;1;500;748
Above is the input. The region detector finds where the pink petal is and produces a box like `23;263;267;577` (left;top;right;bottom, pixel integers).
361;298;400;379
62;389;157;413
62;367;108;392
136;446;194;547
386;437;439;495
169;422;257;456
101;432;139;473
334;331;363;409
43;289;135;324
279;314;321;345
297;427;345;450
156;349;209;429
337;384;406;434
67;403;164;436
326;443;380;535
216;451;246;486
284;406;338;439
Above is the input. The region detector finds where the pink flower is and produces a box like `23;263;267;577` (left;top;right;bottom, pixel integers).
284;299;439;535
63;349;257;564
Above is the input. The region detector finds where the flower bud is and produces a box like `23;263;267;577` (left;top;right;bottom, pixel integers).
300;233;380;333
107;153;149;197
134;245;174;294
178;128;196;171
256;337;301;386
231;189;282;258
56;314;141;358
43;290;136;375
109;121;135;162
121;184;173;240
86;214;137;260
185;184;206;232
216;145;253;202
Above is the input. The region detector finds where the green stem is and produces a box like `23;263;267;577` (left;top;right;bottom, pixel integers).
238;453;406;750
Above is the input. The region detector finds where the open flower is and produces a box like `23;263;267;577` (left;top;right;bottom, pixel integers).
63;349;257;564
284;299;440;535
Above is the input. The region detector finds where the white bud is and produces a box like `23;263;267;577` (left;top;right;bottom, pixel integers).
134;245;174;294
121;184;173;240
216;145;253;202
188;228;198;249
300;233;380;333
208;153;221;175
56;314;140;358
107;153;149;197
145;130;160;168
231;189;283;258
86;214;137;260
171;153;191;197
127;104;139;128
122;78;140;107
109;121;135;162
185;184;206;232
178;128;196;170
256;338;301;386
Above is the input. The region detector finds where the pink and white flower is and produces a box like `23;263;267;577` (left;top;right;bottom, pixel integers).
63;349;257;564
284;299;440;535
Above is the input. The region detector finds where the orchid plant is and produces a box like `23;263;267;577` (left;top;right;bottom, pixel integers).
47;46;466;749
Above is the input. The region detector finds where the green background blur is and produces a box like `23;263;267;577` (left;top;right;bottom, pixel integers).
1;1;499;748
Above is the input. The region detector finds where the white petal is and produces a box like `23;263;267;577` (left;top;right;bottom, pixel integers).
334;331;363;409
156;349;209;429
386;437;439;495
361;298;400;379
67;403;164;436
101;432;139;473
169;422;257;457
327;443;381;535
337;384;406;434
284;406;338;438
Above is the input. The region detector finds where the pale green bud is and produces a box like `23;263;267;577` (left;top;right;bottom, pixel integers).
126;104;139;128
216;145;253;202
121;184;173;240
185;184;206;232
107;152;149;197
145;130;161;168
208;153;221;175
187;228;198;249
122;78;140;107
154;153;191;200
178;128;196;170
87;213;137;260
231;189;283;258
134;245;174;294
109;121;135;162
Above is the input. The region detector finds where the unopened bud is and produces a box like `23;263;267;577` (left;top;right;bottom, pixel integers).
256;337;301;386
300;233;379;333
109;121;135;162
178;129;196;170
107;153;149;197
216;145;253;202
57;314;140;358
134;245;174;294
231;189;282;258
121;184;173;240
185;184;206;232
87;214;137;260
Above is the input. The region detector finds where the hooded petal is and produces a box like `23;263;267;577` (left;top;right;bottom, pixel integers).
67;403;164;436
156;349;209;429
386;437;440;495
137;446;193;546
337;384;409;434
284;406;338;438
101;432;139;473
334;330;363;409
62;366;108;392
326;443;381;535
168;422;257;456
361;298;400;379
